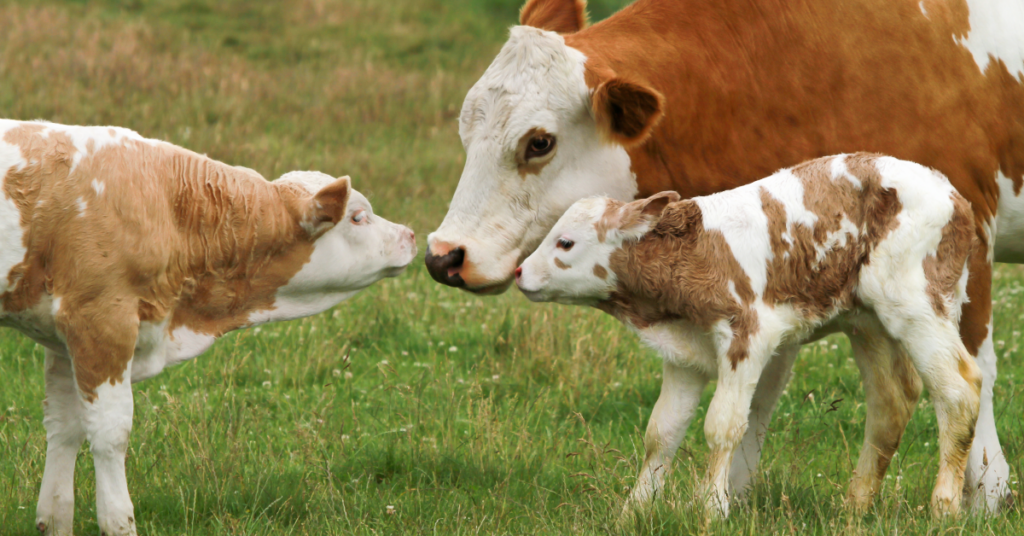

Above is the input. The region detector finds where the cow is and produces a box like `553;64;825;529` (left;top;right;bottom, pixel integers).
424;0;1024;513
0;119;417;536
515;153;982;517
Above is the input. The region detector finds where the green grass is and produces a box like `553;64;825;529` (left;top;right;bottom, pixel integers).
1;0;1023;534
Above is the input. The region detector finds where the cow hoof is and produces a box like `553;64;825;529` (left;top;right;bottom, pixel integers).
36;522;46;534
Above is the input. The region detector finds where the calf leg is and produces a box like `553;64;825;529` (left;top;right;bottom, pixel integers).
846;327;921;510
621;362;708;518
895;321;982;516
701;339;781;517
727;345;799;497
36;349;86;536
58;300;140;536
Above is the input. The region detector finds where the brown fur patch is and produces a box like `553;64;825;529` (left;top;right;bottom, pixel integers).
554;257;570;270
760;154;903;320
519;0;588;34
516;127;556;178
1;123;322;399
923;193;977;316
598;199;759;369
593;263;608;279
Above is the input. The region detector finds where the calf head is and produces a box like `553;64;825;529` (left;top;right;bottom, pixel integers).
425;1;665;294
516;191;679;305
265;172;417;321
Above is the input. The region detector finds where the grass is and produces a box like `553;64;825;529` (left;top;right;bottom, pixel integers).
0;0;1022;534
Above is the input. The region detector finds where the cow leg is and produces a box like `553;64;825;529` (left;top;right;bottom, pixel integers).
36;349;86;536
959;237;1011;512
620;361;708;519
59;302;139;536
845;325;921;510
964;316;1011;512
727;344;799;497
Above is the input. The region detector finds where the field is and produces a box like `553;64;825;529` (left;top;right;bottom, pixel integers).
1;1;1023;534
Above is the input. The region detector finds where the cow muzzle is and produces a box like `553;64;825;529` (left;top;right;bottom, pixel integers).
424;242;466;288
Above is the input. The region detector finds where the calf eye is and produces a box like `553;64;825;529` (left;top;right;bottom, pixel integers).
557;238;574;251
526;135;556;160
351;211;366;224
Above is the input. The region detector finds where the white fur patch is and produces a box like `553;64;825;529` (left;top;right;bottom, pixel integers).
956;0;1024;78
0;139;27;297
695;186;771;295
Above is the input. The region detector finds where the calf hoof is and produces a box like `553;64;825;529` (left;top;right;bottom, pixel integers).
931;494;962;518
36;522;46;534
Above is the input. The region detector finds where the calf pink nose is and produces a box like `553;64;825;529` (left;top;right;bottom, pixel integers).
514;266;523;280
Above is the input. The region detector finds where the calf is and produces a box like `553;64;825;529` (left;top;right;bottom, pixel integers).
516;153;983;517
0;120;417;536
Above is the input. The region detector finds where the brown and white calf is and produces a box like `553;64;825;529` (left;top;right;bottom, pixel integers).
0;120;416;536
516;154;983;517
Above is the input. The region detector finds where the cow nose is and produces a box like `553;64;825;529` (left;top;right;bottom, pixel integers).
514;266;522;281
424;244;466;287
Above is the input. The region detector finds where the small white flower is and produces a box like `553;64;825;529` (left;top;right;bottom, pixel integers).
924;442;930;447
386;505;396;515
448;346;458;352
332;369;342;377
262;381;272;388
380;360;389;366
817;473;822;478
341;434;350;441
401;350;409;356
492;374;500;381
344;371;353;379
254;327;261;334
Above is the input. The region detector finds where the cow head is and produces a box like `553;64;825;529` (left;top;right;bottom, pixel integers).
425;0;664;294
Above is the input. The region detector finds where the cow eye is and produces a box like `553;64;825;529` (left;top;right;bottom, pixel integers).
557;237;574;251
351;210;366;224
526;134;556;160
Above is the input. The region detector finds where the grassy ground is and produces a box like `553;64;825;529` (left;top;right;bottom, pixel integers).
0;1;1022;534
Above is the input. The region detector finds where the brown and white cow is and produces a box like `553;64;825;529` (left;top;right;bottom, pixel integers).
425;0;1024;512
516;153;983;517
0;120;416;536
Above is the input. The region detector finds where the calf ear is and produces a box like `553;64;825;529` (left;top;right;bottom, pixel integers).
520;0;588;34
592;77;665;148
617;191;680;241
312;176;351;225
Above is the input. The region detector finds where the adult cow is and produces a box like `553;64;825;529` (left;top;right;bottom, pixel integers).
425;0;1024;514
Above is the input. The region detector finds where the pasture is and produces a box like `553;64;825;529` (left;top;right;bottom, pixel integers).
0;0;1022;533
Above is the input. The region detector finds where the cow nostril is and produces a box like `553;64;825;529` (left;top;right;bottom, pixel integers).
514;266;522;279
425;245;467;287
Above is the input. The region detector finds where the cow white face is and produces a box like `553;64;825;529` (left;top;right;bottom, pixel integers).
516;192;679;305
261;172;417;323
425;25;664;294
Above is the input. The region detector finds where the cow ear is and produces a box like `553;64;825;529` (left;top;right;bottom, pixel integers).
617;191;679;241
520;0;588;34
592;77;665;147
312;176;351;226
